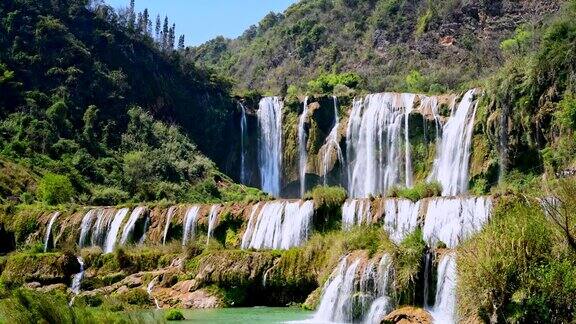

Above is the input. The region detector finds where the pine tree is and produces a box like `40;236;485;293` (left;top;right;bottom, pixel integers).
136;12;143;32
169;23;176;50
178;35;185;50
128;0;136;29
162;16;169;50
143;9;150;36
155;15;161;42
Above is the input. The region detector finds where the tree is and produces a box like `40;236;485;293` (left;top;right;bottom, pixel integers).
128;0;136;29
169;23;176;50
162;16;169;50
155;14;161;41
178;35;185;51
37;173;74;205
142;9;150;36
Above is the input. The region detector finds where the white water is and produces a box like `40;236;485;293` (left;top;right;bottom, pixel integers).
298;97;310;197
257;97;283;196
341;199;372;230
241;200;313;250
162;206;177;245
91;209;117;248
429;90;478;196
206;205;221;243
43;212;60;252
320;96;344;186
69;256;85;306
347;93;414;198
120;206;147;245
182;205;201;245
240;103;248;184
313;254;394;323
423;197;492;248
403;94;416;188
104;208;129;253
78;209;97;248
383;199;420;244
147;276;161;309
429;253;458;324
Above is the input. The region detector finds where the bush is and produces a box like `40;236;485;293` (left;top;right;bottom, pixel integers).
309;186;347;210
165;309;185;321
117;288;151;307
307;72;362;94
387;181;441;202
37;173;74;205
90;186;130;206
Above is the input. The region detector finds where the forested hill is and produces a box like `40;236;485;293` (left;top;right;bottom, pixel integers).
190;0;562;94
0;0;252;205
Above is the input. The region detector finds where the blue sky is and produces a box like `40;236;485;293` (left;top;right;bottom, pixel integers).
105;0;299;46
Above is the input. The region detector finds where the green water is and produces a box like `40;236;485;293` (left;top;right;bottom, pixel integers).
168;307;313;323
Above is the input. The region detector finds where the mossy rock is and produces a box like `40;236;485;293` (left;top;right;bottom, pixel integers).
0;252;80;289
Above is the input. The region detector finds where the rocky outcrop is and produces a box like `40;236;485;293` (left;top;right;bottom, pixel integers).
0;252;80;289
381;307;433;324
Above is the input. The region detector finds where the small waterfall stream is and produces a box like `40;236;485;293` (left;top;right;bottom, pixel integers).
120;206;147;245
43;212;60;252
147;276;161;309
162;206;177;245
206;205;221;244
342;199;372;230
298;97;310;197
182;205;200;245
240;103;248;184
257;97;283;196
319;96;344;186
428;89;478;196
429;253;457;324
241;200;313;250
383;199;420;244
104;208;129;253
69;256;84;306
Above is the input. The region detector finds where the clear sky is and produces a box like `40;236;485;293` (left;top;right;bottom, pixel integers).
104;0;299;46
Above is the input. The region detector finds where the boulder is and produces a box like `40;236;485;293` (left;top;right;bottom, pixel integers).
381;307;433;324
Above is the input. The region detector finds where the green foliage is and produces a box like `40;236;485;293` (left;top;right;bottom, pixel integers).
116;288;151;307
387;181;442;202
37;173;74;205
165;309;185;321
307;72;362;94
309;186;347;209
555;93;576;131
394;228;426;303
405;70;427;93
458;195;576;323
500;26;533;55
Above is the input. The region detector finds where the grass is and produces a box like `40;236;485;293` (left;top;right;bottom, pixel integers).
387;181;442;202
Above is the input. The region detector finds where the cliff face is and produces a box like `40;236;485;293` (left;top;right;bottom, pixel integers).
191;0;562;93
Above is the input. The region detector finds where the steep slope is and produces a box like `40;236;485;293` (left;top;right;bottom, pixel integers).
190;0;562;94
0;0;250;204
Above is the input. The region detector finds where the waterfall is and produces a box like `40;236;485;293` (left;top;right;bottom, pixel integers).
241;200;313;250
120;206;147;245
240;102;248;184
429;253;457;324
44;212;60;252
342;199;372;230
206;205;221;243
423;197;492;248
313;254;394;323
423;251;433;308
162;206;177;245
383;199;420;244
320;96;344;186
147;277;161;309
78;209;97;248
104;208;129;254
347;93;414;198
91;209;117;248
429;90;478;196
403;94;416;188
69;256;85;306
257;97;283;196
182;205;200;245
298;97;309;197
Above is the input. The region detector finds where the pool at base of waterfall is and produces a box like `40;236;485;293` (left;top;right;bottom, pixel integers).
165;307;313;323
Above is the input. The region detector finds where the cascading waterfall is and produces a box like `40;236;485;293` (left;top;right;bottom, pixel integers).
257;97;283;196
69;256;85;306
182;205;200;245
104;208;129;253
319;96;344;186
120;207;147;245
298;97;309;197
240;102;248;184
78;209;97;248
90;209;117;248
44;212;60;252
429;253;458;324
423;197;492;248
313;254;394;323
162;206;177;245
241;200;313;250
383;199;420;244
206;205;221;243
428;89;478;196
347;93;414;198
147;277;161;309
403;94;416;188
342;199;372;230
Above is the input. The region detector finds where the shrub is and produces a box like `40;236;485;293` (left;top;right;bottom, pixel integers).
90;186;130;206
117;288;151;307
387;181;442;202
37;173;74;205
394;228;426;304
310;186;347;210
165;309;185;321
